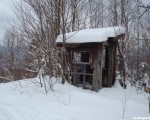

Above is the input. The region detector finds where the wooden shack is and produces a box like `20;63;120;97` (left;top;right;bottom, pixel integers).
56;26;125;92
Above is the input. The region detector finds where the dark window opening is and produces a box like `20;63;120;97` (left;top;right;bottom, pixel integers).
71;51;93;89
72;51;91;63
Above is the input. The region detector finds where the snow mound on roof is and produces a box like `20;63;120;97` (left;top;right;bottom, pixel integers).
56;26;125;44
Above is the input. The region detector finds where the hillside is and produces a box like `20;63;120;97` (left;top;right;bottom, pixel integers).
0;77;149;120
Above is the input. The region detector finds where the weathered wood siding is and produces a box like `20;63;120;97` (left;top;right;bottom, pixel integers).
66;40;117;91
107;38;117;87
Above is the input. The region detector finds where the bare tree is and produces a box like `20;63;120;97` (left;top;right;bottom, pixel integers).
0;27;27;81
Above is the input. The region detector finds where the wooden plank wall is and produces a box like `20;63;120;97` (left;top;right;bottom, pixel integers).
68;41;117;91
112;41;117;85
93;43;103;91
107;39;117;87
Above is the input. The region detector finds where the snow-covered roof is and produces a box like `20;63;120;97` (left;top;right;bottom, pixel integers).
56;26;125;44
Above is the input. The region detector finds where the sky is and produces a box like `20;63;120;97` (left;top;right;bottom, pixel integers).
0;0;17;43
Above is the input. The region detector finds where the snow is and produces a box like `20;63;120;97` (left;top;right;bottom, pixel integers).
0;77;149;120
56;26;125;44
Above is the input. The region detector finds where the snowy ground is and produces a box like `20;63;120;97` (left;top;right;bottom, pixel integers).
0;77;149;120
